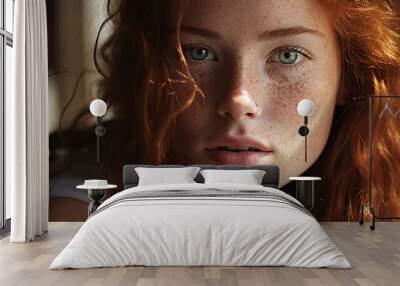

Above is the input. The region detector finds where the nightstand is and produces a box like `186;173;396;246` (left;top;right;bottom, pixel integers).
77;182;117;216
289;177;321;210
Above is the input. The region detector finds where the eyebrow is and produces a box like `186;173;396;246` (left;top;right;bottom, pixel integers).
258;26;324;40
179;25;324;41
180;26;221;40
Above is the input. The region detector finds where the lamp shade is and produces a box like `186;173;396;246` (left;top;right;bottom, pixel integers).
297;99;315;117
90;99;107;117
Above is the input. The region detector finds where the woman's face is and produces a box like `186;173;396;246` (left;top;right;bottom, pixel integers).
171;0;341;187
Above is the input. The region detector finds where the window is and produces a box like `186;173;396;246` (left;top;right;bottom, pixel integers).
0;0;14;230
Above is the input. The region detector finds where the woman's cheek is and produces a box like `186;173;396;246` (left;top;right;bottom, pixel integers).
259;67;335;157
177;99;206;137
174;72;216;144
263;66;335;121
189;63;223;98
260;68;313;129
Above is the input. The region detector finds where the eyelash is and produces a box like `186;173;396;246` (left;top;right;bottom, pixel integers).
268;46;313;70
182;45;218;61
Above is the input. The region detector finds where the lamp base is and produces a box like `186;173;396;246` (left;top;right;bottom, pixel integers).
298;126;309;136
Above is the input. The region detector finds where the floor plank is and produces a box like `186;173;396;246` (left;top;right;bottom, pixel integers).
0;222;399;286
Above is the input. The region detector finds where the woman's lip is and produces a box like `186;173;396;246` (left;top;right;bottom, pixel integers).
205;149;273;165
206;136;273;152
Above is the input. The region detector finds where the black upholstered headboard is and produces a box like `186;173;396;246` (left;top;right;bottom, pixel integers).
123;165;280;189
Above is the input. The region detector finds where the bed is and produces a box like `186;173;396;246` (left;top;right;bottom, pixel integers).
50;165;351;269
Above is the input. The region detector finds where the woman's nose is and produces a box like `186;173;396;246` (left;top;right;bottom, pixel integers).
216;55;262;120
217;89;262;119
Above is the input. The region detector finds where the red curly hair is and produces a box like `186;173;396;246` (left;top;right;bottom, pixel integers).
95;0;400;221
310;0;400;220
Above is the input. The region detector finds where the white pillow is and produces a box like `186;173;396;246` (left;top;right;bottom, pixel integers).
135;167;201;186
200;169;266;185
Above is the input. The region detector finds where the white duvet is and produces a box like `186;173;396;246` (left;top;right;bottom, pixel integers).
50;183;351;269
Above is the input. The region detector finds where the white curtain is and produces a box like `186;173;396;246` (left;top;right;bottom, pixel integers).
7;0;49;242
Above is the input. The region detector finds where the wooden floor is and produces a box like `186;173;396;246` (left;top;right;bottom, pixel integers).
0;222;399;286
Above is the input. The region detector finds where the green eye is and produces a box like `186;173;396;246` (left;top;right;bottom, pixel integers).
185;47;217;61
268;47;311;67
278;50;299;64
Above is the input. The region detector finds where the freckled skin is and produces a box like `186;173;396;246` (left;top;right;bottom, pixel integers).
169;0;341;187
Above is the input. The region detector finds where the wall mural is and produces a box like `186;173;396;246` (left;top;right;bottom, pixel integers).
48;0;400;222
